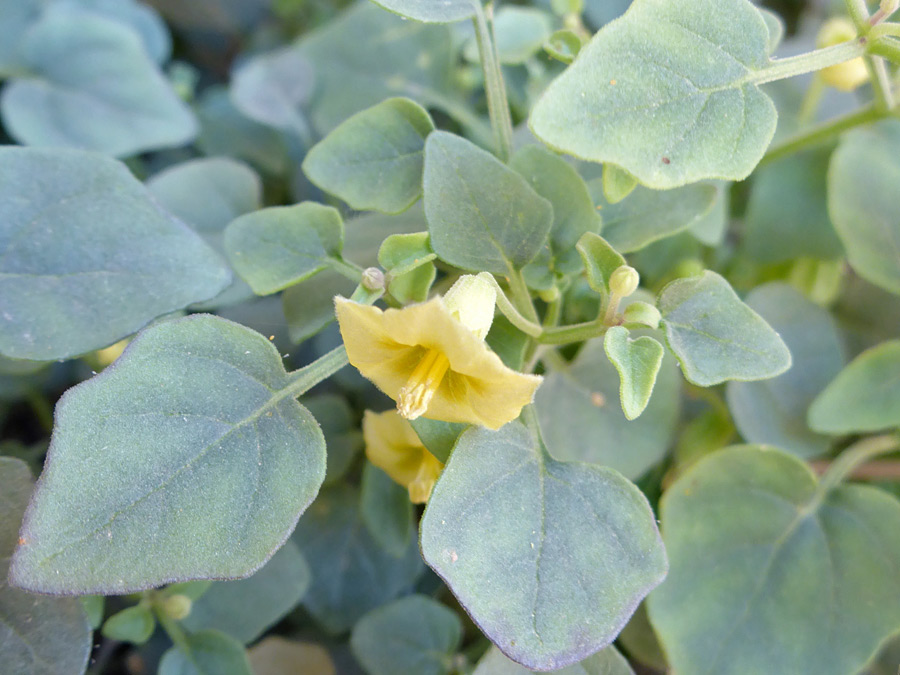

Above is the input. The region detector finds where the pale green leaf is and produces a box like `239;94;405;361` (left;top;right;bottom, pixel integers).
0;148;231;361
101;605;155;644
420;422;667;670
530;0;777;189
659;271;792;386
370;0;475;24
378;232;436;276
604;327;665;420
473;644;635;674
648;445;900;675
424;131;553;274
159;630;251;675
576;232;626;294
303;98;434;214
10;315;326;594
602;164;638;204
808;341;900;434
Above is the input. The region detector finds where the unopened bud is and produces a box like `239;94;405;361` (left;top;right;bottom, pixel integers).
361;267;385;291
442;273;497;340
161;594;192;621
609;266;640;298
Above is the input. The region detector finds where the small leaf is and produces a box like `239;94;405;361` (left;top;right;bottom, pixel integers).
420;422;667;670
0;147;231;361
602;164;639;204
595;183;718;254
292;486;423;633
159;629;251;675
303;98;434;214
530;0;777;189
10;315;326;594
576;232;626;294
473;645;635;674
102;605;156;644
726;284;844;458
808;341;900;434
224;203;344;296
369;0;476;23
80;595;105;630
389;262;437;304
544;29;583;64
378;232;437;276
361;463;414;558
282;272;356;345
424;131;553;274
648;445;900;675
0;457;92;674
604;327;665;420
350;595;463;675
659;271;792;386
182;540;311;644
828;120;900;295
1;8;196;156
511;145;601;275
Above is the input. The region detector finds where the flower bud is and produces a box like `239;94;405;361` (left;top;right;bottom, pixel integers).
441;273;497;340
161;594;192;621
609;265;640;298
361;267;385;291
817;18;869;92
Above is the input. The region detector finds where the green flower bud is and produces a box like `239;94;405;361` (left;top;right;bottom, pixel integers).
361;267;385;291
161;594;192;621
609;265;640;298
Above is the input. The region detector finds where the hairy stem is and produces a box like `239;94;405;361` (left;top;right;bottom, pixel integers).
472;2;514;161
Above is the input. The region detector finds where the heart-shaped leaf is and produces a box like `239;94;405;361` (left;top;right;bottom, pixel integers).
530;0;777;189
420;422;667;670
0;147;231;361
10;315;326;594
648;445;900;675
604;327;665;420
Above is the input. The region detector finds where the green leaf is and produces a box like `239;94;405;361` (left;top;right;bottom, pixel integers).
473;645;635;674
602;164;639;205
229;46;314;135
159;629;252;675
182;540;311;644
744;147;843;263
350;595;463;675
726;284;844;458
595;183;717;254
808;341;900;434
424;131;553;274
530;0;777;189
648;445;900;675
282;271;356;345
303;98;434;214
297;3;456;134
511;145;601;275
10;315;326;594
659;271;792;386
59;0;173;65
604;327;665;421
302;394;363;486
828;120;900;295
361;462;414;558
343;207;427;267
369;0;475;23
617;603;667;671
410;418;467;464
101;605;156;644
536;334;681;480
1;8;196;156
576;232;626;294
687;180;729;246
420;422;667;670
544;29;583;65
389;262;437;304
80;595;105;630
0;0;40;77
292;485;424;633
378;232;437;276
464;7;552;65
0;147;231;361
224;203;344;296
0;457;92;674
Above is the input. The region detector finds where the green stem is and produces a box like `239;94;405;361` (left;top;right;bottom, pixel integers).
871;22;900;39
866;55;895;110
506;268;540;323
815;433;900;500
537;319;606;345
542;294;562;328
472;2;514;161
283;346;349;397
155;610;191;655
798;73;825;125
760;104;885;165
845;0;872;32
752;40;868;85
329;257;364;283
869;35;900;63
483;274;543;337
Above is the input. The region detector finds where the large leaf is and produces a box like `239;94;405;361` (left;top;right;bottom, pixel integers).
10;315;326;594
0;148;231;361
424;131;553;274
420;422;667;670
828;120;900;295
292;485;424;633
350;595;463;675
530;0;777;189
726;284;844;458
1;8;196;156
369;0;475;23
0;457;92;674
303;98;434;214
182;540;311;644
648;445;900;675
473;645;635;675
808;341;900;434
658;271;792;386
536;335;680;480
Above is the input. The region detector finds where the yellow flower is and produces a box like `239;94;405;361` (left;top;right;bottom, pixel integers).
335;274;542;430
363;409;443;503
817;17;869;92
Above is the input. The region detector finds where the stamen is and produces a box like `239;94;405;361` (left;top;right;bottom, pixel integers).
397;348;450;420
